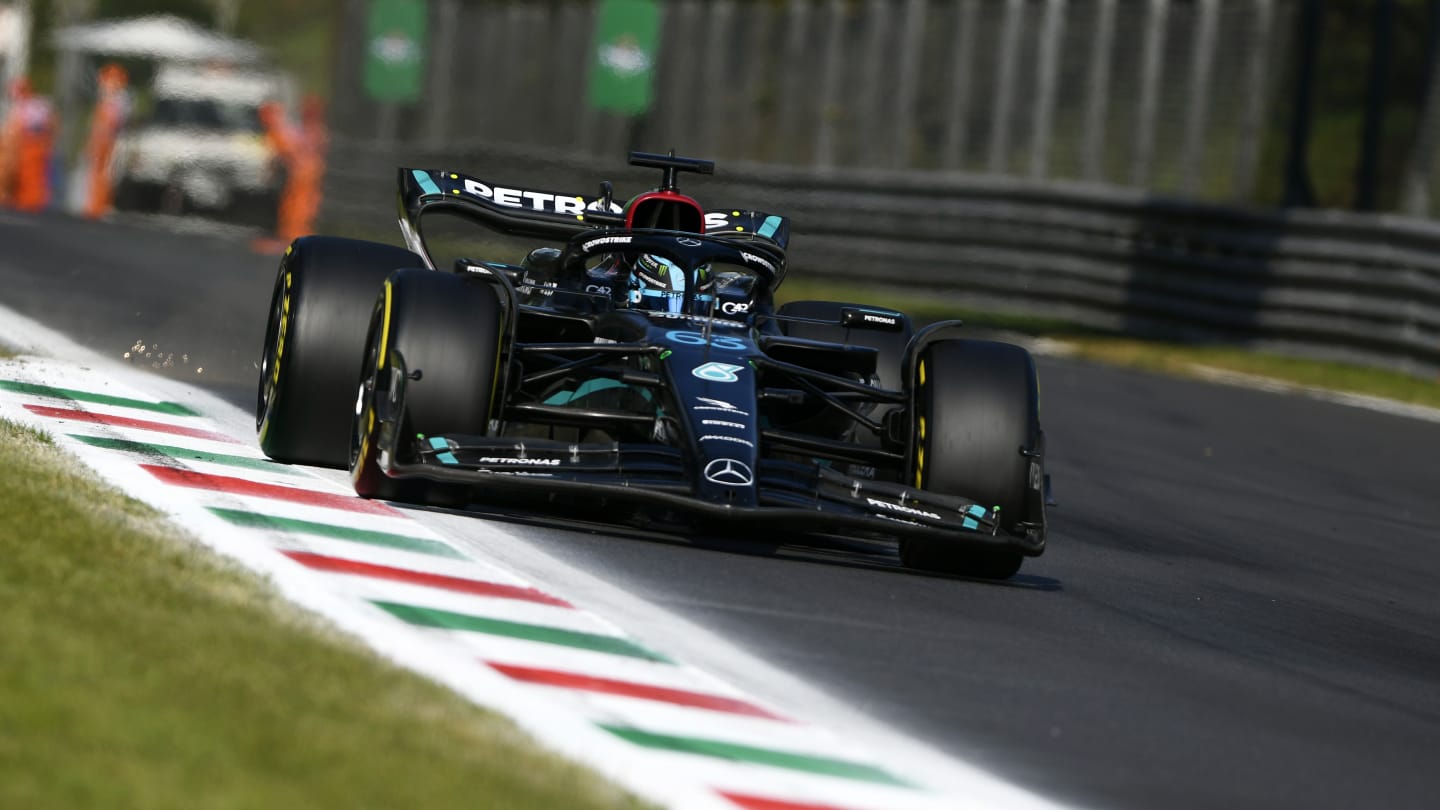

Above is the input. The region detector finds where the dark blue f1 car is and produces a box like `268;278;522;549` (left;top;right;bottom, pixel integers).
256;152;1049;579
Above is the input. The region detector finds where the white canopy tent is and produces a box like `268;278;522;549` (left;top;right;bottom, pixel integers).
46;15;271;213
50;14;264;64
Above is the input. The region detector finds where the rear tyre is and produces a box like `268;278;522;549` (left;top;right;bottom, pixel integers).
899;339;1043;580
256;236;423;467
351;269;504;507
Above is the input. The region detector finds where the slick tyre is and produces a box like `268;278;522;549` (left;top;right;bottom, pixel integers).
900;339;1043;580
351;269;503;507
257;236;423;467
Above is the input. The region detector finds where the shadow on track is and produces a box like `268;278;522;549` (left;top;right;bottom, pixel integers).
421;498;1063;592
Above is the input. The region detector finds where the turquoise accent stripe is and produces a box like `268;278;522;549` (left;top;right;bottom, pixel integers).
963;517;979;530
543;378;628;406
757;215;782;239
427;436;458;464
968;504;988;519
411;169;442;196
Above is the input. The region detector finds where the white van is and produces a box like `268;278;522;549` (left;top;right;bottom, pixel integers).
113;64;292;224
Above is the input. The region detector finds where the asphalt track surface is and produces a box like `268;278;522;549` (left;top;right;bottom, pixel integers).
4;211;1439;810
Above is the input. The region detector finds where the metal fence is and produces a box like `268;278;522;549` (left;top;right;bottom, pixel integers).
320;0;1440;378
330;0;1297;205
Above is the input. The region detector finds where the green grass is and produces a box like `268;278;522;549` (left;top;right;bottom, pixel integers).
777;278;1440;410
1057;336;1440;409
0;418;654;810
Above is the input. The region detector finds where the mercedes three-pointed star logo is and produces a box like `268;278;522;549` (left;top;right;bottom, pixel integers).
703;458;754;487
677;237;703;246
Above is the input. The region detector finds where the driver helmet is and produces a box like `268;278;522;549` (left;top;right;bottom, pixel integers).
628;253;715;314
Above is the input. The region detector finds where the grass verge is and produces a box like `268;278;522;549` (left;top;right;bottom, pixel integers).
777;279;1440;411
0;418;654;810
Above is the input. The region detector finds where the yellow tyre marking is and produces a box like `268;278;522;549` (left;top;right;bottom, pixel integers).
270;271;292;390
377;279;394;371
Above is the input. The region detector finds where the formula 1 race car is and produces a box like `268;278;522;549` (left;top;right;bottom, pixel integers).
256;152;1049;579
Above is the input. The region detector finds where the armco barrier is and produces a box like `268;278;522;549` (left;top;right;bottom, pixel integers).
320;139;1440;379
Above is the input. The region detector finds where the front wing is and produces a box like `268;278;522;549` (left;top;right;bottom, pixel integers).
368;377;1042;555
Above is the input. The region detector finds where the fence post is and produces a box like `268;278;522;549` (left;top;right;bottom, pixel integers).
891;0;928;169
1029;0;1067;179
778;0;813;164
657;0;702;156
1402;0;1440;216
1180;0;1220;195
988;0;1025;174
695;0;736;158
1081;0;1117;183
1232;0;1276;203
814;0;847;169
942;0;980;170
424;0;460;148
741;3;775;160
1355;0;1396;211
1131;0;1170;187
858;0;893;166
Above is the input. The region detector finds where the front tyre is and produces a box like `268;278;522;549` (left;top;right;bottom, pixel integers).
256;236;423;467
351;269;504;507
899;339;1044;580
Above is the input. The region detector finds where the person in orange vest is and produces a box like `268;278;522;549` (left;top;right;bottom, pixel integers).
292;94;328;239
254;96;326;252
0;77;57;212
83;63;130;220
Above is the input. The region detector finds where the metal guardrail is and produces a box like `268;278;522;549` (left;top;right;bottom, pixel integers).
321;140;1440;379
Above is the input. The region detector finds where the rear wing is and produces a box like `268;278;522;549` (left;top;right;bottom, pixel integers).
703;209;791;250
396;165;791;269
397;167;626;265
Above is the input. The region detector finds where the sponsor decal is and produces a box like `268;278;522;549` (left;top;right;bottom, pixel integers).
703;458;754;486
691;362;745;383
720;301;750;315
666;331;747;351
693;406;748;416
598;38;652;76
582;235;634;252
740;251;775;273
703;212;730;230
585;285;612;295
479;457;561;467
696;396;742;411
699;434;755;448
863;313;897;326
865;497;941;521
636;271;667;288
461;178;621;214
701;419;747;430
676;237;703;246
